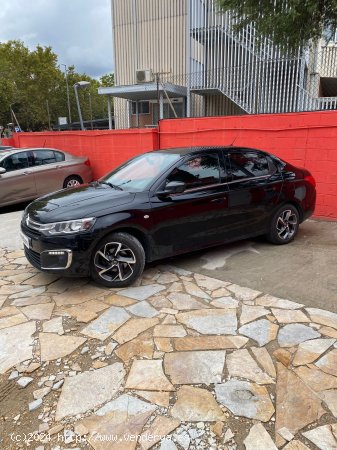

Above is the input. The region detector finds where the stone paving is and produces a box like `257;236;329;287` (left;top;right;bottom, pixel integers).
0;248;337;449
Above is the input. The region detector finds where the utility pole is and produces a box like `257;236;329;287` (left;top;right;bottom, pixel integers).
88;92;93;129
46;100;51;130
73;81;90;131
156;73;160;124
62;64;72;127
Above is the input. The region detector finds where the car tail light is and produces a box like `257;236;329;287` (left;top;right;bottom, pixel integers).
85;159;91;167
304;175;316;187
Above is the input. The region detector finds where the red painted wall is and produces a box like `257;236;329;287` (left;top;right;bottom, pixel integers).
11;129;159;179
0;137;15;146
7;111;337;219
160;111;337;219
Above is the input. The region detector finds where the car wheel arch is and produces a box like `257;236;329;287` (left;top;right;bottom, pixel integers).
95;226;151;262
273;200;303;223
63;174;83;185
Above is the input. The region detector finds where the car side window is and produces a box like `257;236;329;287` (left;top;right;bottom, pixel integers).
33;150;57;166
1;152;30;172
228;151;270;181
54;151;65;162
167;154;220;189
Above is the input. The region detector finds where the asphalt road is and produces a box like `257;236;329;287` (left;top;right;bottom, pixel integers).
173;219;337;313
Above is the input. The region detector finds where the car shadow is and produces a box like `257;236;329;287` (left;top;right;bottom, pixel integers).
0;201;30;215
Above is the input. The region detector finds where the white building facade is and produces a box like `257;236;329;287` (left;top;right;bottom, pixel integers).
99;0;337;128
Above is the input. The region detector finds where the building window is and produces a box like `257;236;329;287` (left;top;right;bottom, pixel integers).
132;101;150;115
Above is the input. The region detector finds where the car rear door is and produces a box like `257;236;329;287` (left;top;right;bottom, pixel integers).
149;151;230;257
31;149;64;195
0;151;36;205
225;149;284;237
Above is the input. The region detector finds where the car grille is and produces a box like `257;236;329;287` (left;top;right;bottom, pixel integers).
26;215;43;232
24;247;41;269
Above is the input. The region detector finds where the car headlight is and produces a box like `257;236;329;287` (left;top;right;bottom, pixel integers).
40;218;96;235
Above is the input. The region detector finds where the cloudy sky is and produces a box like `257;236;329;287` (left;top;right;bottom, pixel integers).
0;0;113;78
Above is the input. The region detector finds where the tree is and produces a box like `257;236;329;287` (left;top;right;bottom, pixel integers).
0;40;114;131
100;72;115;87
215;0;337;52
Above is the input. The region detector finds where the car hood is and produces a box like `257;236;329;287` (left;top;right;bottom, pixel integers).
26;184;136;222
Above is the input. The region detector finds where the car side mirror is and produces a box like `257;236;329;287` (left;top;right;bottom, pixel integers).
157;181;186;197
0;167;6;175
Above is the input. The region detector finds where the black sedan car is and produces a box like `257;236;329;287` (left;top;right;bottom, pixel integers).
21;146;316;287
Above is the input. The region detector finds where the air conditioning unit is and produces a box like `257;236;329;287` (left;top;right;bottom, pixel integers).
136;69;153;83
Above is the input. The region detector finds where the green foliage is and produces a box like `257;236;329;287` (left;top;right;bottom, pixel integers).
99;72;115;87
215;0;337;51
0;40;114;130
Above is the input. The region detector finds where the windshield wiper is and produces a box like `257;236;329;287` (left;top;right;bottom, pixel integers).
116;179;131;187
98;181;123;191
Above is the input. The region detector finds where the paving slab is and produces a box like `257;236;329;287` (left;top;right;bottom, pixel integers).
0;321;36;373
239;319;279;346
164;350;226;385
227;349;274;384
315;348;337;376
278;323;321;347
215;379;274;422
275;363;324;446
117;284;165;301
171;385;226;421
80;306;130;341
244;423;277;450
125;359;175;391
293;338;335;366
176;309;237;335
55;363;125;420
39;333;86;361
302;424;337;450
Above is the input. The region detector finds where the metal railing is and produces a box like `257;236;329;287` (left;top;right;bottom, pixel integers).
112;59;337;128
318;96;337;110
319;46;337;77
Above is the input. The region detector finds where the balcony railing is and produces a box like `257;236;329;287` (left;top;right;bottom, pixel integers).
319;46;337;77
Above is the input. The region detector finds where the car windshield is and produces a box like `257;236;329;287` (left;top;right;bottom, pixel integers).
100;152;181;191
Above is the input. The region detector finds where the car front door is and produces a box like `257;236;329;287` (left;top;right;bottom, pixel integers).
31;149;63;195
225;150;284;238
0;151;36;205
149;152;230;258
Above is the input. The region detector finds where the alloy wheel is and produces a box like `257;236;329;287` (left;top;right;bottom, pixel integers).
93;241;137;282
276;209;298;240
67;179;81;188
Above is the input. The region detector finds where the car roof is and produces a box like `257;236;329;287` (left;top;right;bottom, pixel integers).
155;146;264;156
0;147;65;158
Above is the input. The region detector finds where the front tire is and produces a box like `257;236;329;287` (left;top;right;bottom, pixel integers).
267;204;299;245
90;232;145;287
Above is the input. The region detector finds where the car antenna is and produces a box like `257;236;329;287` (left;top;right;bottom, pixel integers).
228;133;239;148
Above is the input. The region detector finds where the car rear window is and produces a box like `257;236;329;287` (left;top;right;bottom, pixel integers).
55;151;65;162
33;150;57;165
228;151;270;180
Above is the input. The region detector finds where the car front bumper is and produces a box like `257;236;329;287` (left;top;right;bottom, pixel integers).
21;221;94;277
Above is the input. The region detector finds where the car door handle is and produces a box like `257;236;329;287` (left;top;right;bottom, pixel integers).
56;165;62;168
23;171;32;175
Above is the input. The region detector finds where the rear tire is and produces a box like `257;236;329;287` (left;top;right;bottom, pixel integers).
267;204;299;245
90;232;145;288
63;175;82;188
